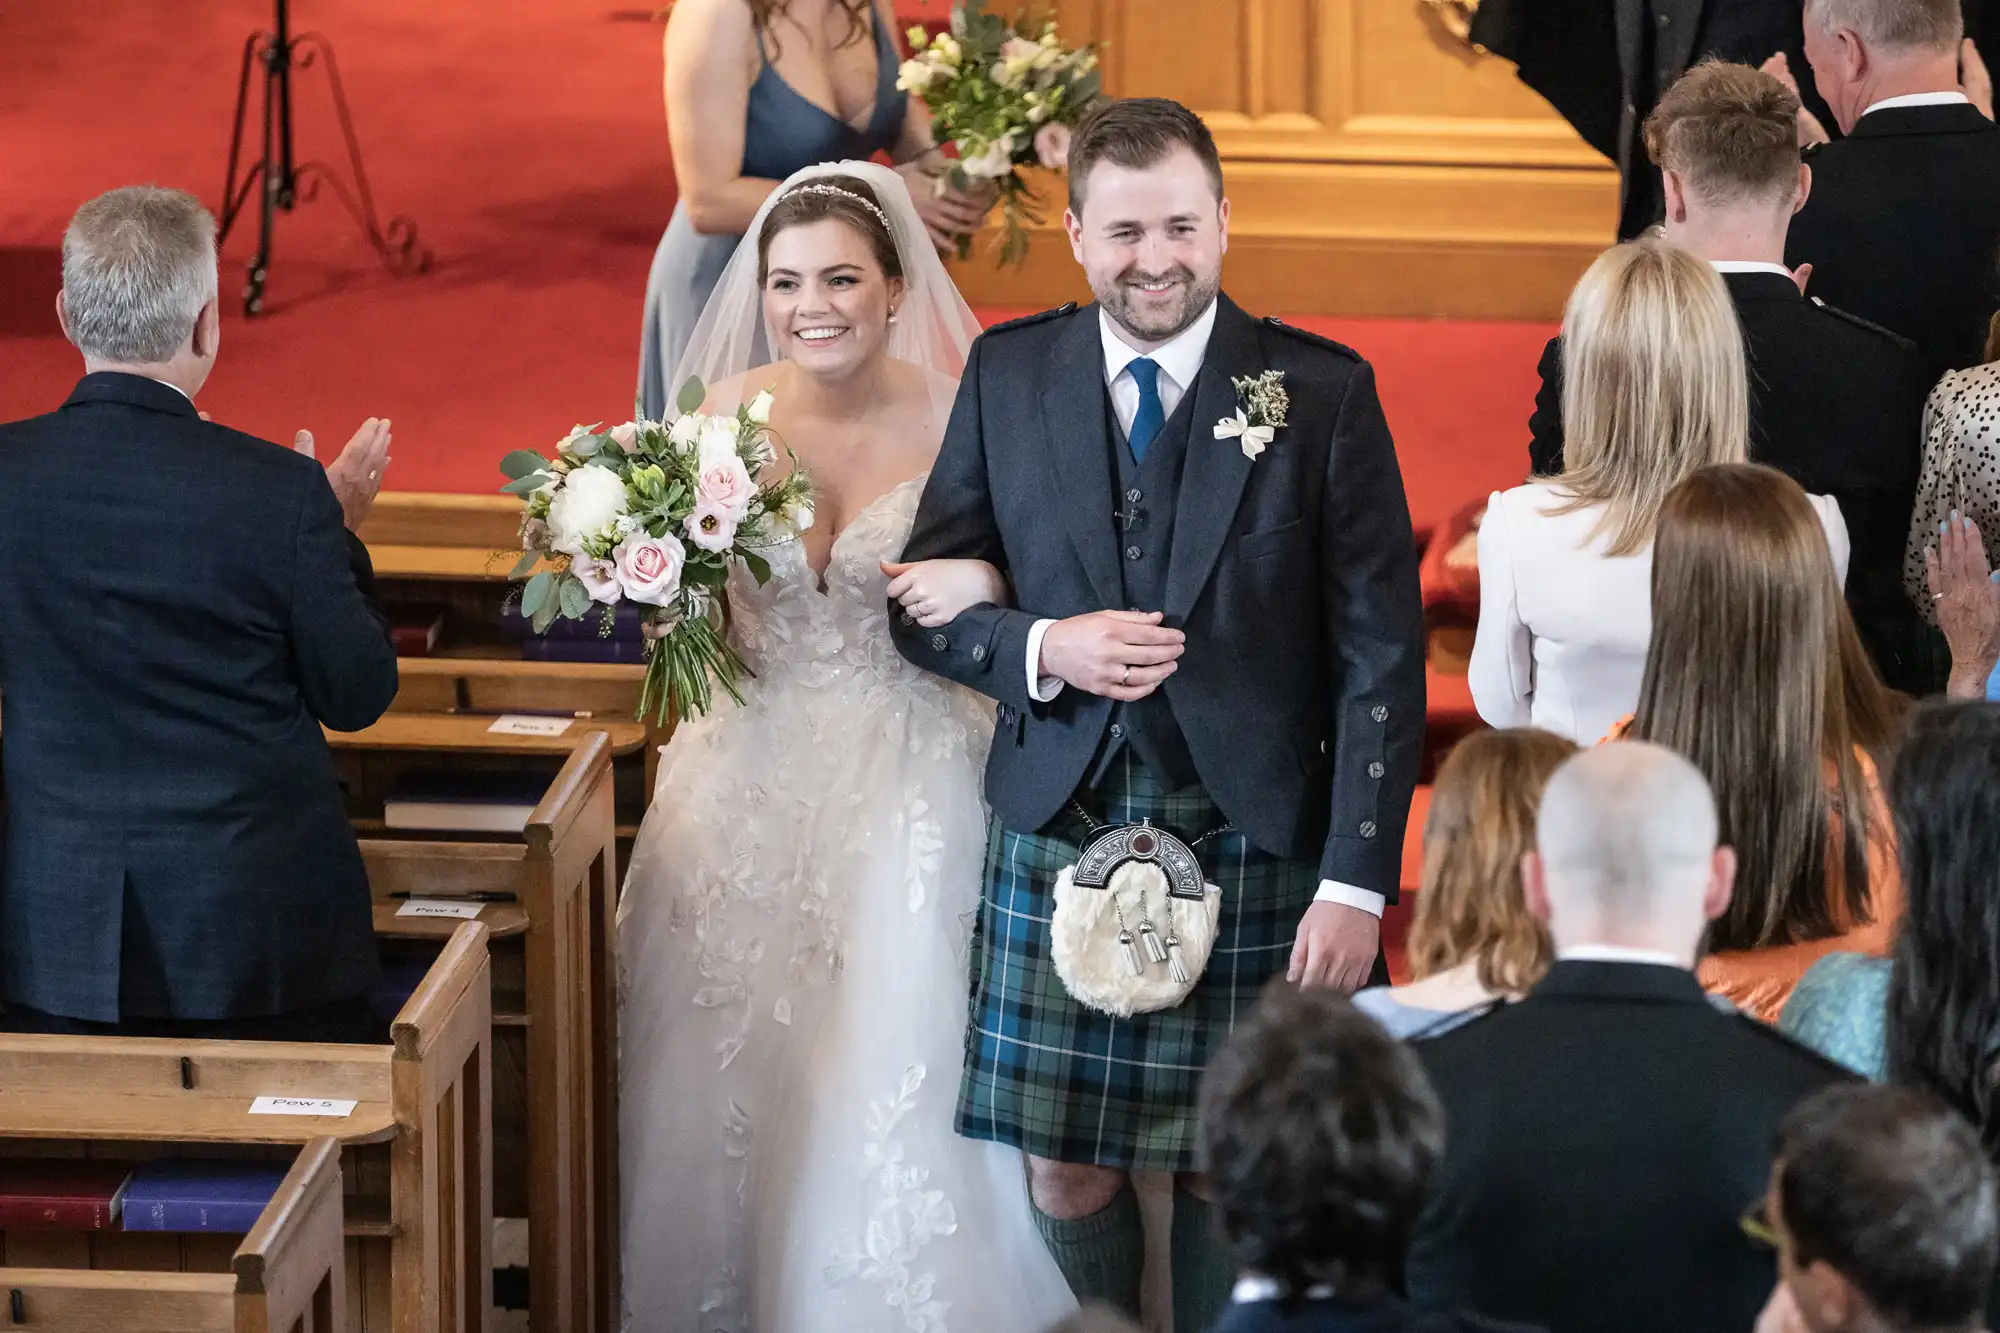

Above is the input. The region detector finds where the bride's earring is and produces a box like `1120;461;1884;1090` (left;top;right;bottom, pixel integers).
888;308;900;325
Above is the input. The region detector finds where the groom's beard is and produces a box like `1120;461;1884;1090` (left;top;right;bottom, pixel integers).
1094;263;1219;345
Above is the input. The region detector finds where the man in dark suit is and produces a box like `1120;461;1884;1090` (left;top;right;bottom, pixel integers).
1200;985;1537;1333
0;185;399;1043
1787;0;2000;387
894;100;1424;1331
1529;61;1933;693
1405;742;1852;1333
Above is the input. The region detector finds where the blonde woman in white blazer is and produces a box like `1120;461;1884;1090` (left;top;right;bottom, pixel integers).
1471;236;1850;743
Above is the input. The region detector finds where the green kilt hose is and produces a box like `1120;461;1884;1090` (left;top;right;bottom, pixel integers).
955;761;1320;1170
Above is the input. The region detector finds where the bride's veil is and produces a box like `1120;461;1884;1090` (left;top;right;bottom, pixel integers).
666;160;985;425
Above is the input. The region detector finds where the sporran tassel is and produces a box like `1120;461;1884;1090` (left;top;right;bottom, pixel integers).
1166;935;1191;985
1119;929;1145;977
1139;919;1168;963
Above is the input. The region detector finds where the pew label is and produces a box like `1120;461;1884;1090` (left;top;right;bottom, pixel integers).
396;899;487;920
248;1096;359;1118
487;714;574;737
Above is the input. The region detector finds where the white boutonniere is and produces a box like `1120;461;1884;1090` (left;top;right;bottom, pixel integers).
1214;370;1289;461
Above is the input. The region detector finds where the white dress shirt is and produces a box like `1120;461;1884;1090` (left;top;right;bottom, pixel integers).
1022;301;1386;918
1469;482;1850;744
1709;260;1795;280
1556;944;1687;967
1861;90;1972;118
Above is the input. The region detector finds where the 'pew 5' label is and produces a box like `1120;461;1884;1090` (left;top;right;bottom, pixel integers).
248;1096;358;1117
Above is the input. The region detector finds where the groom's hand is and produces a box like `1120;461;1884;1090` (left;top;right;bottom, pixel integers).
1039;610;1184;701
1288;901;1380;994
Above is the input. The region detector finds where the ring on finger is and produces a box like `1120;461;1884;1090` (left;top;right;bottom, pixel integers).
1120;664;1131;685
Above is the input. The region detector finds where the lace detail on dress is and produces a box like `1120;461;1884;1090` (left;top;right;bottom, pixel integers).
824;1064;958;1333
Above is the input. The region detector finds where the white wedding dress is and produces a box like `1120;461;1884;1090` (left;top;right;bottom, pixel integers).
617;474;1077;1333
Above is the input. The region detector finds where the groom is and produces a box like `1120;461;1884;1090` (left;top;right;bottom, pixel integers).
893;99;1425;1325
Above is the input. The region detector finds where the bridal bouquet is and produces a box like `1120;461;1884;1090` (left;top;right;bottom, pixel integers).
500;378;812;724
897;0;1102;266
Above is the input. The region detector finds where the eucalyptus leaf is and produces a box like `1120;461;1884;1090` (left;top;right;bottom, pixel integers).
571;433;604;458
501;472;551;497
509;549;542;580
521;570;554;619
742;550;772;586
676;376;706;416
557;573;590;619
499;449;548;481
531;598;560;634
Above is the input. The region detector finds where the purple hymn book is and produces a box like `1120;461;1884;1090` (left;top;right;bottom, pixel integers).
121;1160;292;1233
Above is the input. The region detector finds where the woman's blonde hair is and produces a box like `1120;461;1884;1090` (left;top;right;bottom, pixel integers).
1407;728;1578;993
1553;234;1750;555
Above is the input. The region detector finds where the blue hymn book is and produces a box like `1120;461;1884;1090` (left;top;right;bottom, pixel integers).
121;1160;292;1233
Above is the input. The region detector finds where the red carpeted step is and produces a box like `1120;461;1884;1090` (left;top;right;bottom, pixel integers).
1380;784;1430;984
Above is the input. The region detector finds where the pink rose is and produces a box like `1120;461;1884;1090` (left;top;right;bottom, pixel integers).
684;500;738;553
696;451;755;522
613;533;686;606
609;422;640;454
1034;123;1072;171
570;552;622;604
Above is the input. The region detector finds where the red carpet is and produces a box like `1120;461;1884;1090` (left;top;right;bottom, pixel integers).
0;0;1551;528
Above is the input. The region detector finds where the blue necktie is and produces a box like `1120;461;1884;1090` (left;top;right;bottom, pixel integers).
1126;357;1165;463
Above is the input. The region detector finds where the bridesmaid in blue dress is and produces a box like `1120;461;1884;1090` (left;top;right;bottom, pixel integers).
640;0;990;419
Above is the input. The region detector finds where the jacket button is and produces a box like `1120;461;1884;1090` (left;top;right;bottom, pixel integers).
1125;545;1142;561
1358;821;1378;839
930;633;948;651
1126;488;1142;503
1110;723;1125;739
1371;705;1389;723
1368;761;1384;779
899;612;914;627
971;644;986;662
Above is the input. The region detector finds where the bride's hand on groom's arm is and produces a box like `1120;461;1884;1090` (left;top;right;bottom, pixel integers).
881;558;1009;626
1037;611;1185;702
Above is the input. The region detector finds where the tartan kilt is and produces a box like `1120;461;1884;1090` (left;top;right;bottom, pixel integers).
954;760;1320;1171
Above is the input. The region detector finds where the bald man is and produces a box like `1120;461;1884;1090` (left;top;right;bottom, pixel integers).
1403;743;1853;1333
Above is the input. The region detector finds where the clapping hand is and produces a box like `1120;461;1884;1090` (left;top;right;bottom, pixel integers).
295;417;393;532
1760;53;1831;146
1924;511;2000;698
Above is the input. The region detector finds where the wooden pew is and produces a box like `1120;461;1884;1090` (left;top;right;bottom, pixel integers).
0;1136;346;1333
0;922;493;1333
355;734;618;1333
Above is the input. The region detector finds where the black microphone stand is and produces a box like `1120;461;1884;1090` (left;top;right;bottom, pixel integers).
216;0;430;315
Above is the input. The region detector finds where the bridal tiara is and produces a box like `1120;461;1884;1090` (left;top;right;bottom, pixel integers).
779;182;894;235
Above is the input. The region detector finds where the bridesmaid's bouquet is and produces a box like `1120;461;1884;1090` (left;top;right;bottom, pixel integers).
500;378;813;724
897;0;1102;266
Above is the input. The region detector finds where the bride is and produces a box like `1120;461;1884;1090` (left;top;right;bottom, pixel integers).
616;162;1077;1333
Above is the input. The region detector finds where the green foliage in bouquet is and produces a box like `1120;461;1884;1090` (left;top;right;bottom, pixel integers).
898;0;1102;267
499;376;813;725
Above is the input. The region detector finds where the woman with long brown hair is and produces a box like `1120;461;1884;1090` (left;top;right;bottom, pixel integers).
1621;462;1901;1021
638;0;992;418
1355;728;1576;1037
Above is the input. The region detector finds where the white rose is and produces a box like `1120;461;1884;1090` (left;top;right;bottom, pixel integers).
746;388;775;426
544;464;630;549
609;421;640;454
783;498;815;534
612;533;686;607
697;414;741;465
668;413;702;451
961;135;1018;180
896;57;939;93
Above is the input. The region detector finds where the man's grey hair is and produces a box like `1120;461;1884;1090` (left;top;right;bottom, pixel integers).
1804;0;1962;53
60;185;219;365
1536;742;1719;922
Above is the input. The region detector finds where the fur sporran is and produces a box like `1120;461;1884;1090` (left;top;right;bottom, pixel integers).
1049;820;1222;1017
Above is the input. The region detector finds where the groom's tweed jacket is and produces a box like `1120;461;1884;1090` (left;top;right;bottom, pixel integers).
892;295;1425;899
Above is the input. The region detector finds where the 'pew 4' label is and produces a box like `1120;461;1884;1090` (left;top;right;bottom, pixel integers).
249;1096;359;1117
397;899;486;920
